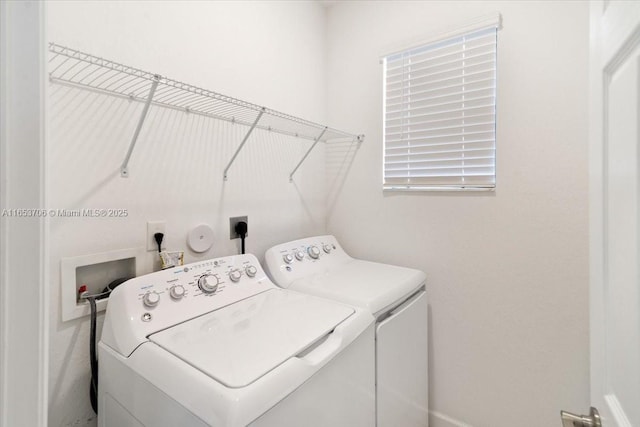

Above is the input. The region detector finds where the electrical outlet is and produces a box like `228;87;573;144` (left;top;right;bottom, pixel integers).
229;216;248;239
147;221;166;252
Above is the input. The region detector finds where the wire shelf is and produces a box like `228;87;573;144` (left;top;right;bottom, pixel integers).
48;43;364;178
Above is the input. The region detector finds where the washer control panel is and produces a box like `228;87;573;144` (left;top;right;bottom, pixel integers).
264;235;353;289
101;254;274;356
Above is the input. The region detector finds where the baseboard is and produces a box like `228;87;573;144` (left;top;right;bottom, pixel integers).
429;410;474;427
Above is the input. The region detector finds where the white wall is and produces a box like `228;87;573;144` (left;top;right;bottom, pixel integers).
325;1;590;427
47;2;327;426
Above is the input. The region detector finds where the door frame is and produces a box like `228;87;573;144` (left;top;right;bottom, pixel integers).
0;1;49;426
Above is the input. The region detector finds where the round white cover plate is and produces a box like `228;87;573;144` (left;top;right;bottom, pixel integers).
187;224;214;253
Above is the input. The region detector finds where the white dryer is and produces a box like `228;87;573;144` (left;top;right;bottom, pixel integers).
98;253;375;427
264;235;428;427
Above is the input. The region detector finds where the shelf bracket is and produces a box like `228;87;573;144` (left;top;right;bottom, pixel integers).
223;107;265;181
120;75;161;177
289;127;328;183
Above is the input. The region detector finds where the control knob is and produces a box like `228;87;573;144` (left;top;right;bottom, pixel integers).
307;245;321;259
142;291;160;308
198;274;219;294
323;244;332;254
295;250;305;261
283;254;294;264
245;265;257;277
169;285;186;300
229;269;242;282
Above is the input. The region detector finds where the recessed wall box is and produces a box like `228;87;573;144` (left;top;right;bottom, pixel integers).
61;248;144;322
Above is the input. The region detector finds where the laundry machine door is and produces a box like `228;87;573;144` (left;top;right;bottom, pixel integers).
376;290;428;427
251;324;376;427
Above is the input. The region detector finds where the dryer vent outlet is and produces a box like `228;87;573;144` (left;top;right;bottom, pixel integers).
229;216;248;239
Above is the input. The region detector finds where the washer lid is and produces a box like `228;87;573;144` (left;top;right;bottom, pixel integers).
148;289;353;388
290;260;426;316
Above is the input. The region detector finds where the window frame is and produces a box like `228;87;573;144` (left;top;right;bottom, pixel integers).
381;14;502;192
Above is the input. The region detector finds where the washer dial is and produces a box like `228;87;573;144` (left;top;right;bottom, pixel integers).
295;250;305;261
323;244;332;254
198;274;219;294
283;254;294;264
245;265;257;277
229;269;242;282
142;291;160;308
169;285;186;300
307;245;321;259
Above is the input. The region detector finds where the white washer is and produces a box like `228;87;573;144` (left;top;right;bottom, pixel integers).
264;235;428;427
98;253;375;427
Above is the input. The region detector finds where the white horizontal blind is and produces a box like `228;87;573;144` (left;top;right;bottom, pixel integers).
383;26;497;190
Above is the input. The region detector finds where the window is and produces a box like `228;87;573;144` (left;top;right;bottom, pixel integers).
382;22;498;191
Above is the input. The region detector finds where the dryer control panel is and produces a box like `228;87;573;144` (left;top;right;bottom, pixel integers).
264;235;353;288
101;253;275;357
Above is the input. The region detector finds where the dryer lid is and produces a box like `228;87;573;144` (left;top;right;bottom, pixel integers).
290;260;426;316
148;289;353;388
